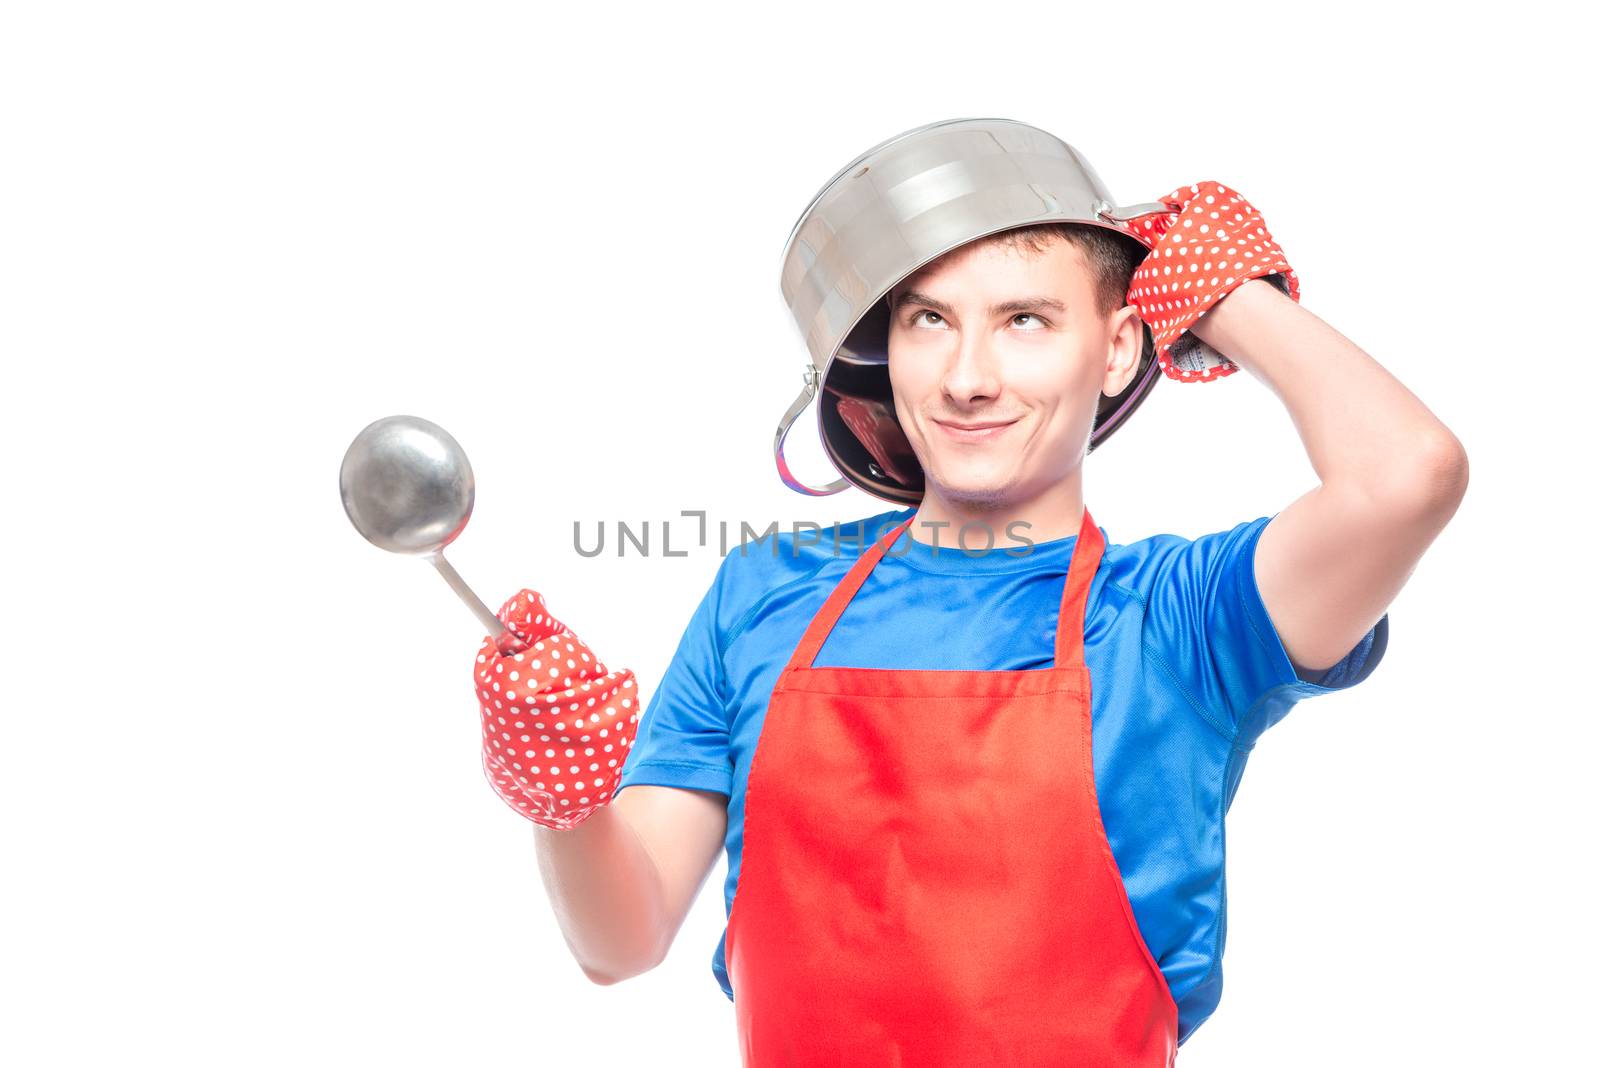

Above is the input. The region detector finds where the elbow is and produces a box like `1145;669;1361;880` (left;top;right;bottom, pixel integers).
578;938;667;987
1369;429;1469;517
581;963;627;986
581;956;661;986
581;961;637;986
1413;429;1470;512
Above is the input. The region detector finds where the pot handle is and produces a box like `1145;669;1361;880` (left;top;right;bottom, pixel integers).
775;365;850;496
1094;199;1181;224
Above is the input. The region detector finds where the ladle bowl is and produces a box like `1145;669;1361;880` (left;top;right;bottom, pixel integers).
340;414;526;654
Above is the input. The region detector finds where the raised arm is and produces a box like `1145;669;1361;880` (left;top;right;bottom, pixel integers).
1188;277;1469;673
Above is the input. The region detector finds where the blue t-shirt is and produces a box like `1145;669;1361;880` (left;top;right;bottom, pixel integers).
614;505;1388;1046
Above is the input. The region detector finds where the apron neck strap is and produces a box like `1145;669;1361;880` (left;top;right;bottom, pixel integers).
786;507;1105;673
1055;506;1103;668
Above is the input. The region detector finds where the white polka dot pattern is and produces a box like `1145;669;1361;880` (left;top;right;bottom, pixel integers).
1124;181;1301;382
472;589;639;830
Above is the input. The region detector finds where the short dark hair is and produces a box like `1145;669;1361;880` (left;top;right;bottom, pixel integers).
977;222;1146;320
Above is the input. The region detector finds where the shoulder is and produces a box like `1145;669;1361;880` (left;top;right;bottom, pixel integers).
1098;515;1272;604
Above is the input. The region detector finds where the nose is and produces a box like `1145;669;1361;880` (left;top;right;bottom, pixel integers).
940;328;1001;406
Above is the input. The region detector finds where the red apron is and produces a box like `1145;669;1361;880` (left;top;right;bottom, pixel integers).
723;506;1179;1066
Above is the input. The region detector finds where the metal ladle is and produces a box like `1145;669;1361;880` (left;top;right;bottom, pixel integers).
339;414;527;655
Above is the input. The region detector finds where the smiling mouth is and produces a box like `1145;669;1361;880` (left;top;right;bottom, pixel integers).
934;418;1018;442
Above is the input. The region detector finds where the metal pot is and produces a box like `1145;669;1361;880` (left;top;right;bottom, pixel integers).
774;116;1175;504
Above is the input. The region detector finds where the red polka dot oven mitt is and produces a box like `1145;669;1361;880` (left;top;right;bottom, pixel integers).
472;589;640;830
1123;180;1301;382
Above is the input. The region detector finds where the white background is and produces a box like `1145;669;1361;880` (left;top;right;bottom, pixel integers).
3;2;1592;1064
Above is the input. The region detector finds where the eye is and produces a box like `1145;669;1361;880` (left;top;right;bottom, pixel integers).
1012;313;1046;330
909;310;946;328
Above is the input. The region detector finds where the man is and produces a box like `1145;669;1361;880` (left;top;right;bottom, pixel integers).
474;167;1468;1062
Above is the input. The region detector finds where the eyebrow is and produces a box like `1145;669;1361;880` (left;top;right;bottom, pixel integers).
892;290;1067;317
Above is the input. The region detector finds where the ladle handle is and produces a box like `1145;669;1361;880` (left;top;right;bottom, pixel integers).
427;551;529;655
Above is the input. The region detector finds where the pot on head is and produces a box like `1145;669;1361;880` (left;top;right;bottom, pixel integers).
773;117;1174;505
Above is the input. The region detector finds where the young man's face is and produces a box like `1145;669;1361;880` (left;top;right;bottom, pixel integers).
886;236;1144;509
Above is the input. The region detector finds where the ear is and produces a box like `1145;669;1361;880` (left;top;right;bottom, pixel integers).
1102;304;1144;398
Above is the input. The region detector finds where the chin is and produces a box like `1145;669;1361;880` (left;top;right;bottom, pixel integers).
926;462;1022;507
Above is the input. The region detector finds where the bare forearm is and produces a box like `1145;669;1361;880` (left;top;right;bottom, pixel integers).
533;804;667;984
1190;278;1466;497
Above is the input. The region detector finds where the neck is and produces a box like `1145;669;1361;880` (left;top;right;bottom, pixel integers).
910;474;1085;548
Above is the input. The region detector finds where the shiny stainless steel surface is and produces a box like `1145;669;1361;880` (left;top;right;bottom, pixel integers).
340;414;522;651
340;414;475;556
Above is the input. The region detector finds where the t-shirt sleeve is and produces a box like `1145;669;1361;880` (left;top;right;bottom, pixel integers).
1143;513;1389;746
614;560;735;798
